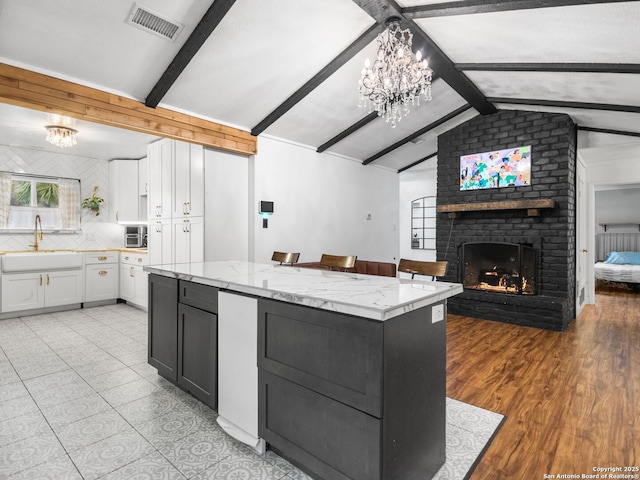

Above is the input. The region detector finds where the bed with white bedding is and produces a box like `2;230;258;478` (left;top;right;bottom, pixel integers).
595;261;640;283
595;250;640;290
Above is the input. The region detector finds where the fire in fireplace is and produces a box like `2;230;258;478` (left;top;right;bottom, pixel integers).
461;242;537;295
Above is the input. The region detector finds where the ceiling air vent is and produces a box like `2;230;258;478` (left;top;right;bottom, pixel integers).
126;3;184;42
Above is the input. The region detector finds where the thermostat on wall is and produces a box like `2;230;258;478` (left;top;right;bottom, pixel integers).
260;201;274;214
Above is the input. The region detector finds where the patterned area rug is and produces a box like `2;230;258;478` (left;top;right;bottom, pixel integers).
437;398;505;479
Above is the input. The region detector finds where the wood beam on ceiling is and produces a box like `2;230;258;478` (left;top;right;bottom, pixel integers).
145;0;237;108
487;97;640;114
250;23;383;137
351;0;496;116
317;112;379;153
362;104;473;165
0;63;257;155
456;63;640;73
578;126;640;138
397;151;437;173
402;0;634;19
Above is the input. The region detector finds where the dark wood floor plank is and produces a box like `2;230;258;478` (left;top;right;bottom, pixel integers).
447;287;639;479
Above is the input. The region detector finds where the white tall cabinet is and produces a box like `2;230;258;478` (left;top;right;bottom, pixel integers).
147;138;204;265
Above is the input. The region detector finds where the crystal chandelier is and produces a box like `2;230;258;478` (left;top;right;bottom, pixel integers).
45;126;78;148
358;17;433;127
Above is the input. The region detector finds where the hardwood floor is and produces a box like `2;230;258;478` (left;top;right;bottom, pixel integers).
447;288;639;479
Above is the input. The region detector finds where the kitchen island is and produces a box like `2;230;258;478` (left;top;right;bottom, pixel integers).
145;260;463;480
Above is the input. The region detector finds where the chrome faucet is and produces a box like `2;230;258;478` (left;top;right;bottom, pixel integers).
30;214;43;251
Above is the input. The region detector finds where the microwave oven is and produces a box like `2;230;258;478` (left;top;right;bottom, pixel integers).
125;226;147;248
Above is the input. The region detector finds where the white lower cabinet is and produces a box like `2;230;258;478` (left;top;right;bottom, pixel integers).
172;216;204;264
84;252;119;303
2;270;83;313
147;219;172;265
120;253;148;309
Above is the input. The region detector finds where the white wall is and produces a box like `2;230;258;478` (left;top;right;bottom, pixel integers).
204;148;250;261
399;159;438;263
595;187;640;233
251;136;399;264
0;144;122;251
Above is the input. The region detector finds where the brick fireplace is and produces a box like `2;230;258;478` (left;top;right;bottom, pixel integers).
436;110;577;331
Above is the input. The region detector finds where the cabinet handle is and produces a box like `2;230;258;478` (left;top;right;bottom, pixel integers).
116;211;119;221
39;274;43;286
130;266;135;278
46;274;50;285
137;258;143;263
124;256;129;261
183;202;187;215
98;256;107;261
98;270;108;275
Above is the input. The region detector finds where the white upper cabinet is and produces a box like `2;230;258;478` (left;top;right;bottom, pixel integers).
172;141;204;218
108;159;140;223
138;156;148;196
148;140;173;220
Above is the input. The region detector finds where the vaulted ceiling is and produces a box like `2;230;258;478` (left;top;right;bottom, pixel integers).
1;0;639;171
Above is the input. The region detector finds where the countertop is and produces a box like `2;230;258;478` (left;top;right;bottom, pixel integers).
0;248;147;255
145;260;463;321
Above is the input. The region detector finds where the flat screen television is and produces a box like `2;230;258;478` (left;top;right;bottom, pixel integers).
460;145;531;191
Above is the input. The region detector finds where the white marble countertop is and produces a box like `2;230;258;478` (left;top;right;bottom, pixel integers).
145;260;463;321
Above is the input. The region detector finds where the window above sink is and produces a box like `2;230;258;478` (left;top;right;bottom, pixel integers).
0;172;81;233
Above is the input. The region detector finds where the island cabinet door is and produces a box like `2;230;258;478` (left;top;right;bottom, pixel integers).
260;370;381;480
257;298;384;480
177;303;217;409
148;274;178;382
257;299;383;417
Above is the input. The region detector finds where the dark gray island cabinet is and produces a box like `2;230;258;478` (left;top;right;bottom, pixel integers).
148;274;217;409
145;261;463;480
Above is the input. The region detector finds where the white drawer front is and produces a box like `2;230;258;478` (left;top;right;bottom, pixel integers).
84;252;119;264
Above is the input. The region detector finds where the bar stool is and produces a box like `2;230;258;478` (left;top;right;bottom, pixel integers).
272;251;300;265
398;259;448;280
320;253;357;272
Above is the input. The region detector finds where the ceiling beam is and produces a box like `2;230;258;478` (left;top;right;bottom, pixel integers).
317;112;379;153
456;63;640;73
251;23;383;137
362;104;473;165
487;97;640;114
402;0;634;19
398;151;437;173
0;63;257;155
578;126;640;138
145;0;237;108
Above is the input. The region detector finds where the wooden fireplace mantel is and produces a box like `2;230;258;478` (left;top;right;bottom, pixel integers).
437;199;555;218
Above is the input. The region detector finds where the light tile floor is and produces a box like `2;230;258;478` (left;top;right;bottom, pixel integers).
0;303;503;479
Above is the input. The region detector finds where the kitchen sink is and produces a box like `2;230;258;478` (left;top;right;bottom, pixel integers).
2;251;83;272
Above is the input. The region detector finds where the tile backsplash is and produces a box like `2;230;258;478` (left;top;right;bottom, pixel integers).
0;145;123;251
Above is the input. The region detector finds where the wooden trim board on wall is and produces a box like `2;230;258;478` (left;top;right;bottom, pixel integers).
0;63;257;156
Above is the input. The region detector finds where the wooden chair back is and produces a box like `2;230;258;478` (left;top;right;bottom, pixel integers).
272;251;300;265
320;254;357;271
398;259;448;280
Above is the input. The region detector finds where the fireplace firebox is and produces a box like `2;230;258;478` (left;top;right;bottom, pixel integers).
461;242;537;295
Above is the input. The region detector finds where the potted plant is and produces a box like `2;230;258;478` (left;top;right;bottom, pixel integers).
82;186;104;216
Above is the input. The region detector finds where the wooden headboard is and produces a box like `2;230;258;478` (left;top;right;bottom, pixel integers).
596;233;640;261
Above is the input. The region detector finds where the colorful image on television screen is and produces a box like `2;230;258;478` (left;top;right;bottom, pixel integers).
460;145;531;191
